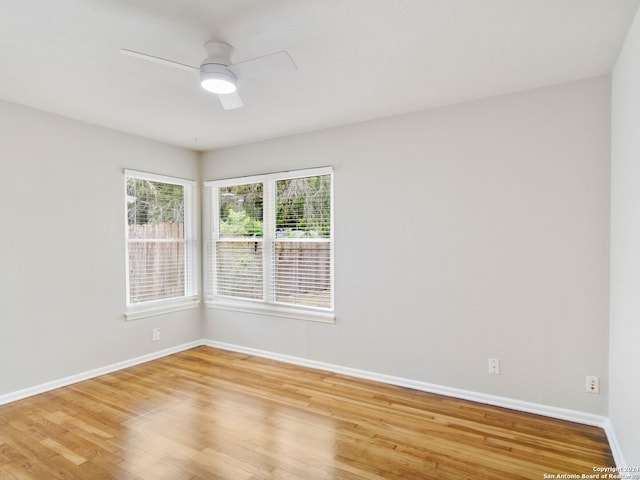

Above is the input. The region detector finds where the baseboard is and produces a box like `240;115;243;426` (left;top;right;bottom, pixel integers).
0;339;205;406
204;340;610;430
1;337;624;468
602;418;628;470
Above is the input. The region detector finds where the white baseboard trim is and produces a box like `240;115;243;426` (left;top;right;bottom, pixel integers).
1;338;624;468
204;340;612;430
602;418;628;470
0;340;205;406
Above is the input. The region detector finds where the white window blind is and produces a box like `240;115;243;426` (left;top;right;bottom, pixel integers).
215;182;264;300
205;167;333;320
125;170;199;310
274;175;332;308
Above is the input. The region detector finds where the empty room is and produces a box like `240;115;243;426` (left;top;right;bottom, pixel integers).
1;1;640;478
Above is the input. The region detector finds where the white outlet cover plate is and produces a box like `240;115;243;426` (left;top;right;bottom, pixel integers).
586;376;600;394
488;358;500;375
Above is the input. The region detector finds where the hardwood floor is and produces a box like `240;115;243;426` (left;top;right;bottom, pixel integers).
0;346;614;479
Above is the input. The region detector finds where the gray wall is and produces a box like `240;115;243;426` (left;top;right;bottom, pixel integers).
610;6;640;466
0;101;202;395
202;76;611;415
0;74;615;425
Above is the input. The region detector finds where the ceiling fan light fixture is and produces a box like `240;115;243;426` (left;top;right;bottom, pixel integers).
200;63;237;94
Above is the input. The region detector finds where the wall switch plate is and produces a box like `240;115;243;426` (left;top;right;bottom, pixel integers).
488;358;500;375
152;328;160;342
586;376;600;394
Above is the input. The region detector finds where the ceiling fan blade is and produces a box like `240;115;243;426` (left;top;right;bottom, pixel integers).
217;91;244;110
119;49;199;73
229;50;297;79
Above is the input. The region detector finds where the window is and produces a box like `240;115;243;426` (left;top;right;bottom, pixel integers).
205;167;334;322
125;170;199;319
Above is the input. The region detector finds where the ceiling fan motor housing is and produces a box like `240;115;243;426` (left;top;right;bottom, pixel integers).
202;41;234;63
200;63;237;93
199;41;237;94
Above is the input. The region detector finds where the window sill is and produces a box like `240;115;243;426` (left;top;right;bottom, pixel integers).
125;298;200;321
206;299;335;324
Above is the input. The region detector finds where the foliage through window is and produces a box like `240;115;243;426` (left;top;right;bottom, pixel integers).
205;168;333;320
125;170;198;310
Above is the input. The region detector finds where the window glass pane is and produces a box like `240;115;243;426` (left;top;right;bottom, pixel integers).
126;177;186;304
276;175;331;238
274;241;331;308
274;174;332;310
127;178;184;238
216;241;263;299
219;183;263;238
128;241;185;303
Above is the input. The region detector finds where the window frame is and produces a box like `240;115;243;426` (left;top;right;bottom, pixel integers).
204;167;334;323
124;169;200;320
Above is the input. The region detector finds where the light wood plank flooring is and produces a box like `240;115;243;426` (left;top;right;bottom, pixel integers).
0;346;614;479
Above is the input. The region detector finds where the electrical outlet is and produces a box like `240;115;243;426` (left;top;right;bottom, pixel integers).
586;376;599;394
152;328;160;342
488;358;500;375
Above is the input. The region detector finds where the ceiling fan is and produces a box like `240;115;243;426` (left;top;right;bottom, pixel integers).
119;41;298;110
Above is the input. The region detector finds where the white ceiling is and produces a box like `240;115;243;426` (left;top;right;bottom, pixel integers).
1;0;638;151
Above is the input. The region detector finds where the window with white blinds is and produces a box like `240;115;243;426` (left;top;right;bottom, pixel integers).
125;170;199;315
205;167;334;322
